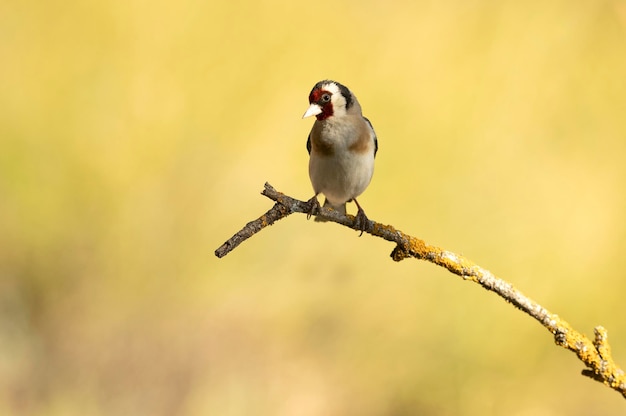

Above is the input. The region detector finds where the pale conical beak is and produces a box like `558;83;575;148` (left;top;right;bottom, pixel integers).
302;103;323;119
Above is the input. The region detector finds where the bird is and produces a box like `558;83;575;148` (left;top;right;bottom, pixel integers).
303;80;378;234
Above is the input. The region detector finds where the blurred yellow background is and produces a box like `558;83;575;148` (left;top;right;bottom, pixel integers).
1;0;626;414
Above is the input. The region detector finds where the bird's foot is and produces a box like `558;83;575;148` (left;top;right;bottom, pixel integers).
306;196;321;220
354;207;369;236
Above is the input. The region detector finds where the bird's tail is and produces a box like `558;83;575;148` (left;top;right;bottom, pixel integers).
314;199;346;222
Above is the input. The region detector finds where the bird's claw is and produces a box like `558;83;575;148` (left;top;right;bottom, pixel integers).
306;196;321;220
354;208;369;236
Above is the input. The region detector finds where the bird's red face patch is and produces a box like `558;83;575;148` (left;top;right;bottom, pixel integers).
308;89;324;103
309;88;334;121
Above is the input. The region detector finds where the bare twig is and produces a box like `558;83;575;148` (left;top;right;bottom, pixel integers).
215;182;626;398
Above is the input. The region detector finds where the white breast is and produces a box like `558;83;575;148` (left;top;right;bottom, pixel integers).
308;116;376;206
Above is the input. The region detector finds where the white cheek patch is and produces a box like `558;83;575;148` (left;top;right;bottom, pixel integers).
323;82;347;117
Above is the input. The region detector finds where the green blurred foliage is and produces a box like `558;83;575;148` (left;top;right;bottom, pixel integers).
1;0;626;414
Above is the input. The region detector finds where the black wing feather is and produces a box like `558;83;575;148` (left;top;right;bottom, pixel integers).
306;132;312;155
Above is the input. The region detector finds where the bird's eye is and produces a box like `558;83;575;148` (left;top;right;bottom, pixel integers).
321;94;331;103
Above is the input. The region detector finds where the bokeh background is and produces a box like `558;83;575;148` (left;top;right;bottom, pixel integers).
2;0;626;414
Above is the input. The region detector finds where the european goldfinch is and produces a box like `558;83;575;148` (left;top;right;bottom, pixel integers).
303;80;378;234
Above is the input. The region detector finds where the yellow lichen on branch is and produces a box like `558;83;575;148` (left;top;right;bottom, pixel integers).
215;182;626;399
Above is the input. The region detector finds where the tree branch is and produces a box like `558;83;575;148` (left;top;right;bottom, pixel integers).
215;182;626;398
